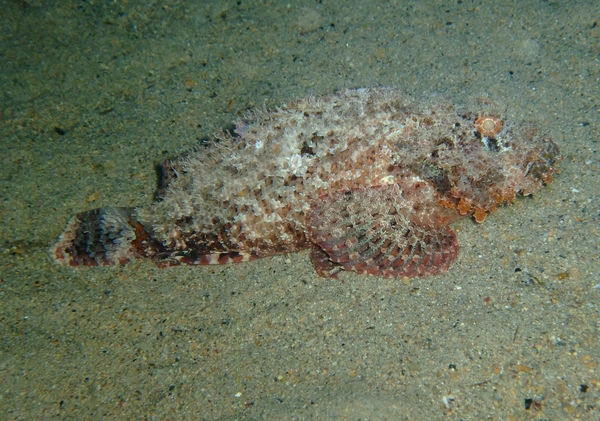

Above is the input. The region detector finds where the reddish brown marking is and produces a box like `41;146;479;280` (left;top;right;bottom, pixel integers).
310;246;341;278
229;253;246;263
473;208;487;223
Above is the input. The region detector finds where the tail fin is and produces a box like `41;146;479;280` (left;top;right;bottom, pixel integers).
51;207;159;266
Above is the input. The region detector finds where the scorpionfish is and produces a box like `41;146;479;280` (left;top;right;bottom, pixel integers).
52;87;561;278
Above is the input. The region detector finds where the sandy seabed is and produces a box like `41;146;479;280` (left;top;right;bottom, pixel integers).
1;1;599;419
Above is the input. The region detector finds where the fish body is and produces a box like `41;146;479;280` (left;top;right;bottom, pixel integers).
52;87;561;278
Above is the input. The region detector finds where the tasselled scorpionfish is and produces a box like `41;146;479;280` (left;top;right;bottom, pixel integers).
52;87;561;278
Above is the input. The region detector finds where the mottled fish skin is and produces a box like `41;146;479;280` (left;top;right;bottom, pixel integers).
52;87;561;278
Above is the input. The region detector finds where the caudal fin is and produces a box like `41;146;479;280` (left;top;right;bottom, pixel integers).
51;207;158;266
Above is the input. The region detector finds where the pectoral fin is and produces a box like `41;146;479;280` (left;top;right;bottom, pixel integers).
307;182;460;279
